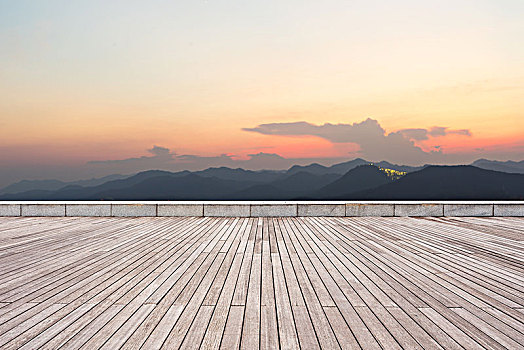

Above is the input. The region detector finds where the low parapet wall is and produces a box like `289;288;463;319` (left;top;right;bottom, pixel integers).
0;201;523;217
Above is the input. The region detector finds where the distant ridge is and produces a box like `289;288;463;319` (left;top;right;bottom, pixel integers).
348;165;524;200
194;167;282;182
471;159;524;174
314;165;393;199
286;158;421;176
89;174;253;200
0;174;128;195
1;159;523;200
287;163;333;176
230;172;340;200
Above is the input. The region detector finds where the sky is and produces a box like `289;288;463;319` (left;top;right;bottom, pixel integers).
0;0;523;186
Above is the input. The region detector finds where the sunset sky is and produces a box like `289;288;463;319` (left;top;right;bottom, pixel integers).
0;0;523;186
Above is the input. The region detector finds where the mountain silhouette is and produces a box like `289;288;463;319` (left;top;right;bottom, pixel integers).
0;174;128;195
471;159;524;174
372;161;423;173
194;167;282;182
327;158;374;174
348;165;524;200
230;172;340;199
1;160;523;200
0;170;188;200
272;172;340;192
287;158;420;176
287;163;334;176
88;174;255;200
229;184;289;200
315;165;393;199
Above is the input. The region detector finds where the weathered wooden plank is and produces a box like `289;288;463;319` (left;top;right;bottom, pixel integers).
0;216;522;350
58;304;125;349
100;304;155;349
219;305;244;349
160;219;244;349
280;219;340;349
270;252;300;350
240;250;261;349
200;225;251;349
292;305;320;349
179;305;215;350
260;226;278;350
13;303;95;350
452;307;523;349
0;303;65;348
419;307;486;349
231;219;257;306
323;307;360;350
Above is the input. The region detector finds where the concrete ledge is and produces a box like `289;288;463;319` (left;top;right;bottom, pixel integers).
2;201;523;217
21;204;66;217
204;204;250;217
346;204;394;217
158;204;203;217
66;204;111;217
112;204;156;217
395;204;443;217
298;204;345;217
494;204;524;217
0;204;20;216
251;204;297;217
444;204;493;217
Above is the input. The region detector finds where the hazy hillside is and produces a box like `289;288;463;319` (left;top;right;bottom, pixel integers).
0;180;68;195
88;174;255;200
0;174;128;195
471;159;524;174
1;158;523;200
349;165;524;200
230;172;340;199
315;165;393;199
0;170;187;200
287;163;335;176
286;158;421;176
194;167;283;182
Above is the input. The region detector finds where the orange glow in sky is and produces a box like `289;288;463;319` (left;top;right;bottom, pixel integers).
0;1;523;185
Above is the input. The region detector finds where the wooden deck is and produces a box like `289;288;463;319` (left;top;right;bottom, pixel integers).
0;217;523;349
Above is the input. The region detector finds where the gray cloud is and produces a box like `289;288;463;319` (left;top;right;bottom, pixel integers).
429;126;471;137
243;119;386;143
398;128;429;141
148;145;171;156
244;118;471;164
428;126;447;137
398;126;471;140
88;145;175;167
0;119;517;188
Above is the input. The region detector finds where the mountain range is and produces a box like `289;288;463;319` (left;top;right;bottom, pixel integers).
1;158;523;200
